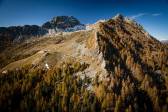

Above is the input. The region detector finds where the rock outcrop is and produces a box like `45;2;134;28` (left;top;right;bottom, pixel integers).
42;16;81;29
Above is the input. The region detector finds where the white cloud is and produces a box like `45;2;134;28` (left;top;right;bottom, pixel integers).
130;13;162;19
152;13;161;16
130;13;147;19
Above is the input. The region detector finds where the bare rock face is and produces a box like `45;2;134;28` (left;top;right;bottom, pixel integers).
42;16;81;29
43;16;86;35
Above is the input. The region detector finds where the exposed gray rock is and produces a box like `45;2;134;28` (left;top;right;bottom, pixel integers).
42;16;81;30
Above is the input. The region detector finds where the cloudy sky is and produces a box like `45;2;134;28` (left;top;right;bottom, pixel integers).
0;0;168;40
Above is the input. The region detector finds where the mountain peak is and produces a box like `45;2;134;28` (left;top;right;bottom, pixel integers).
113;13;124;20
42;16;81;29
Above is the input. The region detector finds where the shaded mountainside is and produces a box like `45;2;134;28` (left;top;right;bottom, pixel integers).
0;14;168;112
0;16;83;51
0;25;47;50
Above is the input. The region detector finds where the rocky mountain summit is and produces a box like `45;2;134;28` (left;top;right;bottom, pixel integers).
42;16;81;29
0;14;168;112
0;16;84;51
42;16;85;35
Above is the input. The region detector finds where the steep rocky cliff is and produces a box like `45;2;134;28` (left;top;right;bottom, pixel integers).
42;16;81;29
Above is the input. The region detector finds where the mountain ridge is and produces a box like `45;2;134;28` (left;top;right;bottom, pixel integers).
0;14;168;112
0;16;84;51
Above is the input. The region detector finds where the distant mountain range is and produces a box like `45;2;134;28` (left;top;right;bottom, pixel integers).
161;40;168;44
0;16;85;50
0;15;166;51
